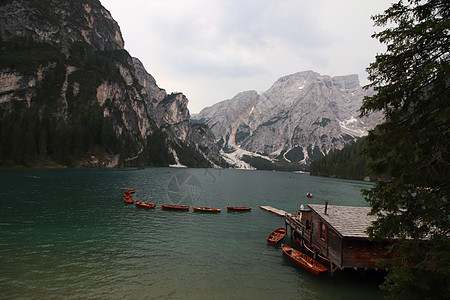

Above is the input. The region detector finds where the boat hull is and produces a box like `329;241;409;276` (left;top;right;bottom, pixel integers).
123;197;134;204
281;244;328;276
226;206;251;212
301;241;332;267
267;228;287;245
135;201;156;209
161;204;189;211
193;206;221;213
123;189;135;204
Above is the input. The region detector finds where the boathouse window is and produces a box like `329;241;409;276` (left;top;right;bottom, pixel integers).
319;221;327;242
306;220;311;230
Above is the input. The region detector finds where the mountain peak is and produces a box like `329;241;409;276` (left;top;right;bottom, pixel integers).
194;71;382;167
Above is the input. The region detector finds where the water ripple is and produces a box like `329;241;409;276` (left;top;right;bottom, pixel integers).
0;168;385;299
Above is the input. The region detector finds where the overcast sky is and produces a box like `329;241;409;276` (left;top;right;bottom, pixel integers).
100;0;393;113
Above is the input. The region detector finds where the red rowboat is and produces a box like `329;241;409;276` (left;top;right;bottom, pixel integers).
124;189;136;197
193;206;221;213
135;201;156;209
123;196;134;204
281;244;328;276
227;206;251;211
161;204;189;211
267;228;287;245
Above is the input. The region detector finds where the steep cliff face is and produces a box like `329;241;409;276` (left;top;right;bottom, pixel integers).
0;0;215;168
0;0;124;51
132;57;166;108
195;90;259;149
193;71;382;166
154;93;190;141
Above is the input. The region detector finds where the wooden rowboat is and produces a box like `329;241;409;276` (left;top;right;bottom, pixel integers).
123;196;134;204
227;206;251;211
302;241;332;267
267;228;287;245
124;189;136;197
292;232;331;267
281;244;328;276
135;201;156;209
193;206;221;213
161;204;189;211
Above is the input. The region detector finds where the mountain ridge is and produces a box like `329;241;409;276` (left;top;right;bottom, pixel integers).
193;70;382;167
0;0;225;168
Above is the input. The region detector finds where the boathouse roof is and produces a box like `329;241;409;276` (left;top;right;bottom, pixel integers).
307;204;377;239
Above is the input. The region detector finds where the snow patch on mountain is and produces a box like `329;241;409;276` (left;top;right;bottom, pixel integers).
193;71;382;165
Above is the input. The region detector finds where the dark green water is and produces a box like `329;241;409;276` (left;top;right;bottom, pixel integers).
0;168;386;299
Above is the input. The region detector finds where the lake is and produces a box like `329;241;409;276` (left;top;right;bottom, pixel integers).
0;168;386;299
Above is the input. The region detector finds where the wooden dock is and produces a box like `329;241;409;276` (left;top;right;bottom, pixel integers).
259;206;287;217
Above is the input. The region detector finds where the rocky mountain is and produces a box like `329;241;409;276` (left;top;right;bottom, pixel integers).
1;0;124;51
193;71;382;168
0;0;224;168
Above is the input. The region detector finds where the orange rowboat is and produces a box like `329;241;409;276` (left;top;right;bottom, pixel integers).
267;228;287;245
161;204;189;211
193;206;221;213
300;241;332;267
123;196;134;204
135;201;156;209
281;244;328;276
123;188;136;204
227;206;251;211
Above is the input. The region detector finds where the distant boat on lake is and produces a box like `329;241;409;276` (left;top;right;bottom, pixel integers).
161;204;189;211
193;206;221;213
227;206;251;211
135;201;156;209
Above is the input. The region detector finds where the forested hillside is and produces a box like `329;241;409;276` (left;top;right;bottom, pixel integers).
0;0;222;168
0;38;120;166
309;138;372;180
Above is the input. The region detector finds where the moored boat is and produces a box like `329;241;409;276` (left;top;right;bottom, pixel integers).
301;241;332;267
161;204;189;211
193;206;221;213
227;206;251;211
267;228;287;245
124;196;134;204
135;201;156;209
123;189;136;204
281;244;328;276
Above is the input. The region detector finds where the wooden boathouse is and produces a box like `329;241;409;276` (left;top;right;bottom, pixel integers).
285;203;392;273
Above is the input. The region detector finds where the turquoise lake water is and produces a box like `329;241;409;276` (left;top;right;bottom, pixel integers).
0;168;386;299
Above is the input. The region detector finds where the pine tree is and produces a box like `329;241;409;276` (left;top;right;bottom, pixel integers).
360;1;450;298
